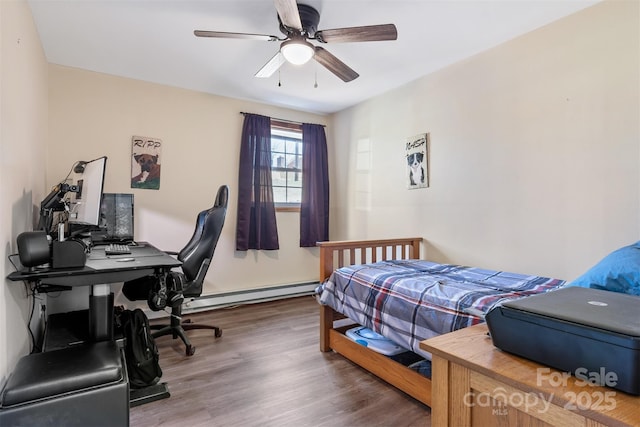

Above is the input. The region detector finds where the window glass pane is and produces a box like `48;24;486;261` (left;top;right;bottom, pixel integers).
272;152;286;169
271;170;287;187
272;186;287;203
271;138;285;153
287;187;302;203
284;153;300;170
285;139;301;155
287;171;302;188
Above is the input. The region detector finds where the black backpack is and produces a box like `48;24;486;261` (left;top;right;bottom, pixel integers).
120;308;162;388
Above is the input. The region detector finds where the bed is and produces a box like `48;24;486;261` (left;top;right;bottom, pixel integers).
317;238;567;407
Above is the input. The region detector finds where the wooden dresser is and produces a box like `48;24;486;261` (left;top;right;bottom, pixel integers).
420;324;639;427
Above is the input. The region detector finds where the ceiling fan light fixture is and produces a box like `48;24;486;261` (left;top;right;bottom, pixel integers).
280;38;314;65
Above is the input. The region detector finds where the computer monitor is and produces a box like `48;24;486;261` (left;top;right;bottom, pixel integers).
68;156;107;227
99;193;134;242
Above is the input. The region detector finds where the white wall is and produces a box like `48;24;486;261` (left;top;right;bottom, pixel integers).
1;0;49;382
329;0;639;281
46;66;328;305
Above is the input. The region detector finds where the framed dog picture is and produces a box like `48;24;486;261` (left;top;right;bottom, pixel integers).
406;133;429;189
131;135;162;190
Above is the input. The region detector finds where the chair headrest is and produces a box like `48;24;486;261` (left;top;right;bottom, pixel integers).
214;185;229;209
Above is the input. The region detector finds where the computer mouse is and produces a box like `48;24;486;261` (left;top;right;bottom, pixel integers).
116;257;135;262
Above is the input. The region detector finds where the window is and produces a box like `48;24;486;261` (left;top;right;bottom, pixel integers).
271;121;303;211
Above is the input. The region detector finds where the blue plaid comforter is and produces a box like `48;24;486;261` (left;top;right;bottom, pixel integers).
318;259;566;358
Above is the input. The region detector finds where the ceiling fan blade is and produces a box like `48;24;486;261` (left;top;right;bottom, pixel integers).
313;46;359;82
255;52;286;78
316;24;398;43
274;0;302;31
194;30;279;42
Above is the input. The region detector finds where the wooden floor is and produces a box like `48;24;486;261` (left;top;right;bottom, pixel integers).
130;296;431;427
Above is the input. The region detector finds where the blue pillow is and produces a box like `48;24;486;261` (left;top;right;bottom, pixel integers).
569;241;640;296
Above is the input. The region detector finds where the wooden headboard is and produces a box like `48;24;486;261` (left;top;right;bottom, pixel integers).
317;237;423;282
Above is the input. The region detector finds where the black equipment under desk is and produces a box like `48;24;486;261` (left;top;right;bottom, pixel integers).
7;242;181;342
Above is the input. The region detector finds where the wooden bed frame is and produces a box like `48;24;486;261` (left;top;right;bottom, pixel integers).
317;237;432;407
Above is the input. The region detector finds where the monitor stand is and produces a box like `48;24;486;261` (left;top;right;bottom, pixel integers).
68;222;102;238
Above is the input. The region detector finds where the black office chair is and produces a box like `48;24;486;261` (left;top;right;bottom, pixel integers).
122;185;228;356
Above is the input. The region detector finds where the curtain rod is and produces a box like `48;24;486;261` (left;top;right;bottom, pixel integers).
240;112;325;127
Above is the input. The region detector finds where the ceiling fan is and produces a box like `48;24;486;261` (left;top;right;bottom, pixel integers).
194;0;398;82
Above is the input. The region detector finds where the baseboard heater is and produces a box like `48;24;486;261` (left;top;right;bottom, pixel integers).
146;281;319;319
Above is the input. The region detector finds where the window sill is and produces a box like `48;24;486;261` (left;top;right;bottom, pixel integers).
276;206;300;213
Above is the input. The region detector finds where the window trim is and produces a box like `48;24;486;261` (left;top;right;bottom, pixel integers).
271;119;301;132
271;120;303;211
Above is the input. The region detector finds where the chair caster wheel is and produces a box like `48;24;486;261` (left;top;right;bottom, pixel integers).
186;345;196;356
215;329;222;338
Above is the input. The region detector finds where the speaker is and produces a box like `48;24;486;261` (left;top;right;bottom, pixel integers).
52;240;86;269
16;231;50;269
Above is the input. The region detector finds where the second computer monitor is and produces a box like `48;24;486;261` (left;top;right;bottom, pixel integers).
100;193;134;242
69;156;107;226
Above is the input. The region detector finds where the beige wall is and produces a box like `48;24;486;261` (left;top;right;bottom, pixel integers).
1;0;49;380
47;66;328;302
2;0;637;383
329;0;639;281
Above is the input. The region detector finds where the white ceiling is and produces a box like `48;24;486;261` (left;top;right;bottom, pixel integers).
28;0;601;115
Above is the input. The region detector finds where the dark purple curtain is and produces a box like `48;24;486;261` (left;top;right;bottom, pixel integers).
300;123;329;247
236;114;280;250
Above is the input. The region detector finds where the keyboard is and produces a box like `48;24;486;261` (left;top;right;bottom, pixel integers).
104;243;131;255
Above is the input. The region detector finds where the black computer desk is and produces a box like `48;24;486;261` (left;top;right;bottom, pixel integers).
7;242;181;342
7;242;182;406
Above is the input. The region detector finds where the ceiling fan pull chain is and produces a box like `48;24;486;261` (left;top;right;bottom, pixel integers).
278;70;282;87
314;67;318;88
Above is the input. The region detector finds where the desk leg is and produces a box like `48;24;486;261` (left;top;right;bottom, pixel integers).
431;356;450;426
89;284;114;341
